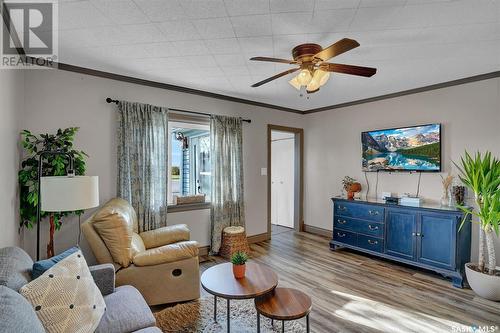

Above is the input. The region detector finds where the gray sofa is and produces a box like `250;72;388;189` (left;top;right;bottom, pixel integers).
0;247;161;333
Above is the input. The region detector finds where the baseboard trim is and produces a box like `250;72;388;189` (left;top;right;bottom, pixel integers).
198;246;210;256
247;232;270;244
198;232;269;256
303;224;332;238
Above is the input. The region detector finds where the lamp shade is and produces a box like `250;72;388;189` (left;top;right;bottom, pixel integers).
41;176;99;212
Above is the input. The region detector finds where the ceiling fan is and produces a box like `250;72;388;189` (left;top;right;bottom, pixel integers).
249;38;376;94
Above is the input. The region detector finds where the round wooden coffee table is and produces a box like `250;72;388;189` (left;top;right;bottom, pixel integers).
201;262;278;333
255;288;312;333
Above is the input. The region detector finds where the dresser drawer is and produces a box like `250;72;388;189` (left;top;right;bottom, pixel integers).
333;216;357;232
356;220;384;238
357;235;384;253
333;229;357;246
335;202;384;222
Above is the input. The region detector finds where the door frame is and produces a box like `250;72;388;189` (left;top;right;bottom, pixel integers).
267;124;304;238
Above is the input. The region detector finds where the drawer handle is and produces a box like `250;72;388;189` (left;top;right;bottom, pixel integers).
337;219;346;224
368;240;378;245
368;225;379;230
337;232;346;238
412;232;423;237
338;206;347;211
368;210;379;216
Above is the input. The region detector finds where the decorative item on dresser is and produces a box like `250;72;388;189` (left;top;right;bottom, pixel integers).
330;197;471;288
342;176;361;200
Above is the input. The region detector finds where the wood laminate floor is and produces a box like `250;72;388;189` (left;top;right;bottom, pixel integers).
201;229;500;333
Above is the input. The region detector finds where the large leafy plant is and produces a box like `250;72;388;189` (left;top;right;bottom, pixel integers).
454;151;500;275
19;128;87;256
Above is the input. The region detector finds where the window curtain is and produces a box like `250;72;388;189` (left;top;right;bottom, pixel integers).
116;101;169;232
210;115;245;254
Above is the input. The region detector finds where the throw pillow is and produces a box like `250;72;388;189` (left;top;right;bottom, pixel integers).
91;198;135;267
32;246;79;279
20;250;106;333
0;286;45;333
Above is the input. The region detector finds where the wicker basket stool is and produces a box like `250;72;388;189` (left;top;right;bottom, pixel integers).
219;226;250;259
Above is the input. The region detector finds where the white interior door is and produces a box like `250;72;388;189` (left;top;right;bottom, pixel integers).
271;131;295;229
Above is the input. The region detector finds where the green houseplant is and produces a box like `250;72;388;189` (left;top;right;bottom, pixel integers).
231;251;248;279
19;127;87;258
454;151;500;300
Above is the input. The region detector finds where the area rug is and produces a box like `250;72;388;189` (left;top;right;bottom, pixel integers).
154;297;306;332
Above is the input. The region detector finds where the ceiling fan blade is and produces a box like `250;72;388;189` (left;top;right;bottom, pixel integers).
251;68;300;87
320;63;377;77
313;38;360;61
249;56;297;65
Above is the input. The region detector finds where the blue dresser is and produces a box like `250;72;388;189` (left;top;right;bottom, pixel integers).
330;198;471;288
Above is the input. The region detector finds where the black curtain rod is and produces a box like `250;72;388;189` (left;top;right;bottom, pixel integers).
106;98;251;123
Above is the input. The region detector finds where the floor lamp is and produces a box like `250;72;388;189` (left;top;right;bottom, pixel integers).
36;150;99;260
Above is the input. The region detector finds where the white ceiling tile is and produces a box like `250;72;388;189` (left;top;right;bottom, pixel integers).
359;0;406;7
184;55;218;67
426;0;498;26
271;12;314;35
133;0;187;22
230;15;272;37
273;34;311;57
170;40;210;56
119;24;167;43
221;66;251;76
214;54;247;67
59;1;109;30
60;27;119;48
90;0;149;25
223;0;270;16
144;42;180;57
247;62;278;76
309;9;357;33
180;0;227;19
193;18;235;39
349;5;402;31
270;0;314;13
92;44;151;58
205;38;241;54
315;0;360;10
156;21;201;41
239;36;274;55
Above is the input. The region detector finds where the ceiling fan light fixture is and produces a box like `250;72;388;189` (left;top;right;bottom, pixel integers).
288;76;301;90
306;78;320;93
297;69;312;86
315;69;330;86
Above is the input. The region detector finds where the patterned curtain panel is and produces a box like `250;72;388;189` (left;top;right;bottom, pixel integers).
210;115;245;254
117;101;169;232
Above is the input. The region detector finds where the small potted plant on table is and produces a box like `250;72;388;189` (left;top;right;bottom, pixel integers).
231;251;248;279
455;151;500;300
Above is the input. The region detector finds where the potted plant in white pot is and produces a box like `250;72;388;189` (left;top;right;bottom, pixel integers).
454;151;500;300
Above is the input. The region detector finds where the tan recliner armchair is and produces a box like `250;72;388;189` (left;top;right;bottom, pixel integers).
82;198;200;305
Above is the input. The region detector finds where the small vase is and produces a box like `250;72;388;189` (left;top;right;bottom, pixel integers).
441;189;449;206
233;264;246;279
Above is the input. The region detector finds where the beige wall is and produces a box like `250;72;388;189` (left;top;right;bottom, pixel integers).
20;69;304;262
304;77;500;264
0;70;24;248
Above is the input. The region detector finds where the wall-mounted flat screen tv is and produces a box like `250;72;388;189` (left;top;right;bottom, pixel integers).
362;123;441;172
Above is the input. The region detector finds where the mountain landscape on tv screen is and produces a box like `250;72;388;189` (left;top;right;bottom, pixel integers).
362;124;441;171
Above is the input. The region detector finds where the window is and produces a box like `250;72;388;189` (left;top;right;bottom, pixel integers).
168;118;211;205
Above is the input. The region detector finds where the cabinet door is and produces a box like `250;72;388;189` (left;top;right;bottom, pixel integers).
385;209;417;261
417;212;457;270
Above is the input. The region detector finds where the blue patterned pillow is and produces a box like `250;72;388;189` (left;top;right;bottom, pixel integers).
31;247;79;279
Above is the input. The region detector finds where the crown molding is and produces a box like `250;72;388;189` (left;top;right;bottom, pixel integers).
303;71;500;114
52;61;303;114
25;57;500;116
